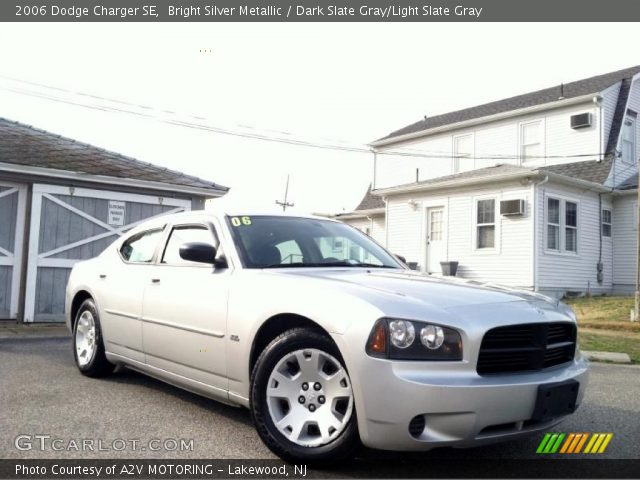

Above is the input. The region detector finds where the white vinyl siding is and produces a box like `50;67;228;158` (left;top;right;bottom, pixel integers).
612;195;637;292
340;215;386;246
374;102;600;189
536;183;613;294
385;182;533;288
608;77;640;188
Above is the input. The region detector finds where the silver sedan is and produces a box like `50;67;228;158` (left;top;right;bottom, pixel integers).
65;210;588;463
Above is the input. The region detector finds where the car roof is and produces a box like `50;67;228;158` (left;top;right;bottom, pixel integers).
136;208;339;228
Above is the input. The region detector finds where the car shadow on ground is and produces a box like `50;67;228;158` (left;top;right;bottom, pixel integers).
102;365;256;429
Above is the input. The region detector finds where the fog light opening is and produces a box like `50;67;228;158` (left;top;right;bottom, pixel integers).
408;415;426;438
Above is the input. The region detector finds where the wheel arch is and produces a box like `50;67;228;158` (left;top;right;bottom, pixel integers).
70;290;94;329
249;313;333;377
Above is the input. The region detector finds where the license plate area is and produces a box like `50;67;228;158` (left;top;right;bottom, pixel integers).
531;380;579;422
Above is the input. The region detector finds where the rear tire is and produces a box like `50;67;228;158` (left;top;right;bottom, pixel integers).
73;299;114;377
250;328;359;464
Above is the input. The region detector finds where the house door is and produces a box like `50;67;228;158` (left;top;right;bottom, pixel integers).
0;182;26;320
426;207;445;274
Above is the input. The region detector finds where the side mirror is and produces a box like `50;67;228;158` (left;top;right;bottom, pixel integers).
179;242;217;265
395;254;407;264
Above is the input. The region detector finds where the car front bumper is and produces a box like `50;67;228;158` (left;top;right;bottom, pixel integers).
345;351;589;451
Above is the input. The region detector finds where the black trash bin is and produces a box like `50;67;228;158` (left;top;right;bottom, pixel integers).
440;261;459;276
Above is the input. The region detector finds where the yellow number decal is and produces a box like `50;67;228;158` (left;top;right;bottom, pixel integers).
231;216;252;226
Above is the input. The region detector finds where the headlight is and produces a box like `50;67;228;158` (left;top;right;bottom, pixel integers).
389;319;415;349
366;318;463;360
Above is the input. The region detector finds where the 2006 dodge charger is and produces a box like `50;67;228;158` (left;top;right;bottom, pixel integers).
65;209;588;462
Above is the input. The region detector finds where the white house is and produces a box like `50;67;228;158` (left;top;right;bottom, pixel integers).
340;65;640;298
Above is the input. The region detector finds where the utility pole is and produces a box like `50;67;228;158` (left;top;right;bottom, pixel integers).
275;174;294;212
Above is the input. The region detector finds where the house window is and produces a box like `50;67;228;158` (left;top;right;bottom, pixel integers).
476;199;496;249
520;121;542;165
602;209;612;238
546;197;579;253
565;201;578;252
453;134;473;173
621;116;636;164
547;198;560;250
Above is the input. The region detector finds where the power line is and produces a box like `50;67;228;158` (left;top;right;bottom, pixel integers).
0;77;607;162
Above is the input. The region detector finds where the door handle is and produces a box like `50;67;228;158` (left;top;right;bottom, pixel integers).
151;278;161;284
99;274;107;279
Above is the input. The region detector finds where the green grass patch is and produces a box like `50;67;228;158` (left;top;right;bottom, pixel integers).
565;296;640;333
579;329;640;363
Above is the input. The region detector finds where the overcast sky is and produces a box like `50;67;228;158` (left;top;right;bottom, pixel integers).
0;23;637;213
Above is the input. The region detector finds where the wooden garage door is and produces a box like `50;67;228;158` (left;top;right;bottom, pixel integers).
24;184;191;322
0;182;26;320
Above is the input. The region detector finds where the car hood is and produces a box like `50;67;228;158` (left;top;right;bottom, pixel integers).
273;268;558;310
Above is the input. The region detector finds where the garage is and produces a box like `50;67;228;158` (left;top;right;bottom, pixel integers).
0;117;228;322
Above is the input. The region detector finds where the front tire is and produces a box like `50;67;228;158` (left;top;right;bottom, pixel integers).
73;299;114;377
250;328;359;464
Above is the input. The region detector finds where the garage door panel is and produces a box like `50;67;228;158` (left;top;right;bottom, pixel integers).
38;197;109;254
26;185;192;322
49;234;119;260
0;183;25;320
0;266;11;317
0;190;18;253
34;267;71;322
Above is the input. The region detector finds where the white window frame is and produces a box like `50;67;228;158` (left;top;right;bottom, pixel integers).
621;115;636;165
519;119;545;166
452;133;474;174
601;208;612;239
544;194;579;255
472;196;500;253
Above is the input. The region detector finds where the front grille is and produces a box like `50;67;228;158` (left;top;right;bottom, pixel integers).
477;322;576;375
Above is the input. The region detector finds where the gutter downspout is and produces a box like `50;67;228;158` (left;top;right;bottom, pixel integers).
533;175;549;292
384;196;389;248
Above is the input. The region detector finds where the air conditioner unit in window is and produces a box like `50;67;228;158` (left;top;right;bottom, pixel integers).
570;113;592;129
500;199;525;216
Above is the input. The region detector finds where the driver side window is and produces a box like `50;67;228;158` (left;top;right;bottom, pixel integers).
162;225;215;265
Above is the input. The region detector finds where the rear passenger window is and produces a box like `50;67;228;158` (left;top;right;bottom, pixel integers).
162;226;214;264
120;229;163;263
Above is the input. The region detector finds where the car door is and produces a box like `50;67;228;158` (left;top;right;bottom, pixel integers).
98;227;165;363
141;222;230;394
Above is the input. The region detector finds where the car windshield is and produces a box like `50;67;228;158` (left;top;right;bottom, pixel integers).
227;215;403;269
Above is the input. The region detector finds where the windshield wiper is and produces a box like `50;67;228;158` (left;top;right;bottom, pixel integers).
260;261;398;269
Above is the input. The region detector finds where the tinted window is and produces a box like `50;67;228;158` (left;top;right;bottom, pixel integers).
120;229;163;263
227;215;401;269
162;226;214;264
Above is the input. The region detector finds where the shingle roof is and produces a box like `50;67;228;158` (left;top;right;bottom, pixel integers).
374;159;618;196
0;117;228;194
378;65;640;143
540;158;613;184
355;185;385;210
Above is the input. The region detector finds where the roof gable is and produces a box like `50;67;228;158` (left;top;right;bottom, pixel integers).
0;117;228;195
377;65;640;144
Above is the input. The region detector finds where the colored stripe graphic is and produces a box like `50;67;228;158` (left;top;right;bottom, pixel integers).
536;433;552;453
574;433;589;453
597;433;613;453
559;433;575;453
537;433;613;454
